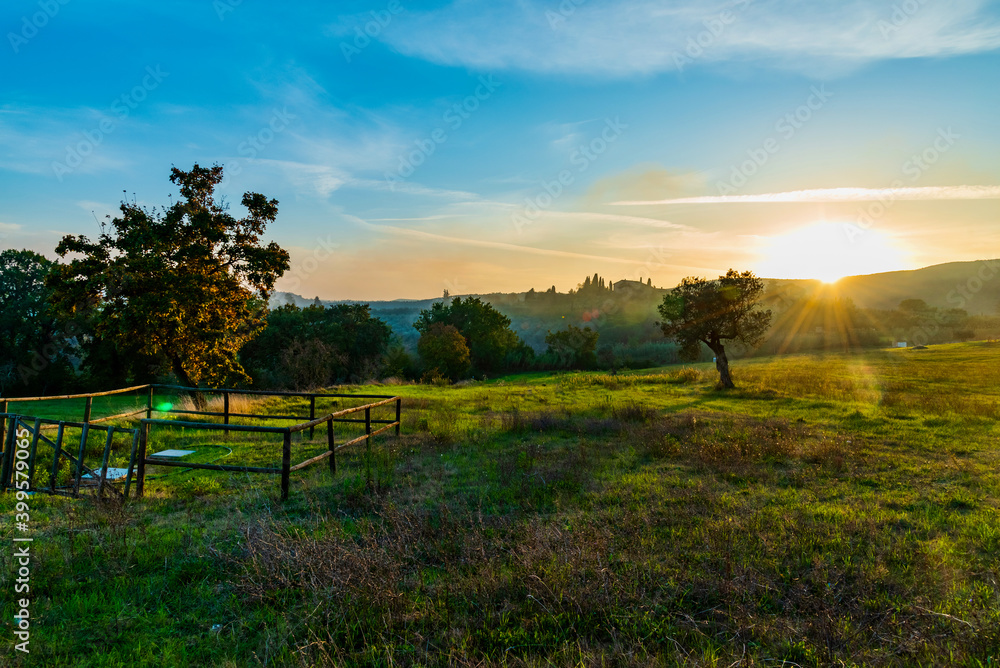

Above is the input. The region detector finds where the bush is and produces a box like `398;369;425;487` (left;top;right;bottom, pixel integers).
414;297;527;375
418;323;471;381
543;325;599;369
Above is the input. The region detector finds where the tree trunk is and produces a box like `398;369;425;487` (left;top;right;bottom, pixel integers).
171;355;206;409
711;343;735;389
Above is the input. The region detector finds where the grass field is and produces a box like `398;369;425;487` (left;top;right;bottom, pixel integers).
2;342;999;666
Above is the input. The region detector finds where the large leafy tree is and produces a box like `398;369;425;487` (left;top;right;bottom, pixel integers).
48;164;290;388
0;249;76;394
413;297;529;374
657;269;771;389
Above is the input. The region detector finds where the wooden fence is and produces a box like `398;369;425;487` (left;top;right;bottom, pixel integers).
0;384;402;501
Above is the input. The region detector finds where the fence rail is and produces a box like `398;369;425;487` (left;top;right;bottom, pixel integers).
0;384;403;501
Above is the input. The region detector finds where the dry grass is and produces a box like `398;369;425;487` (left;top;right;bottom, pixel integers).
210;469;996;667
170;392;266;419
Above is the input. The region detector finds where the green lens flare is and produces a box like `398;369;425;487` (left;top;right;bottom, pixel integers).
156;402;173;412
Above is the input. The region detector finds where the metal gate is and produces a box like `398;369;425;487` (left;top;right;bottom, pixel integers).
0;414;140;498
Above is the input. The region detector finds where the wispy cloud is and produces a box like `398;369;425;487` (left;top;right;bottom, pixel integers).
352;217;642;266
346;177;482;201
534;210;696;231
612;185;1000;206
377;0;1000;76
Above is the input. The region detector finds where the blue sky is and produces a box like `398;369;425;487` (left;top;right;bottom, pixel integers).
2;0;1000;299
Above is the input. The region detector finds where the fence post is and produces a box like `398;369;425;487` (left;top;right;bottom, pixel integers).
49;423;65;493
395;397;401;437
309;395;316;439
327;417;336;475
0;400;7;453
97;428;115;498
365;406;372;488
136;422;149;499
73;423;90;497
365;407;372;450
0;416;15;492
224;392;230;436
83;396;93;424
123;429;140;499
146;386;153;420
281;430;292;501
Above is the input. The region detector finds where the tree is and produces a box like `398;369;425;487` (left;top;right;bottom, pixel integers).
0;249;76;394
241;303;393;387
544;325;599;368
899;298;929;313
413;297;526;374
418;323;471;381
48;164;290;389
657;269;771;389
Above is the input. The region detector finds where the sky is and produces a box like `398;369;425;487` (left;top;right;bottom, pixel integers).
2;0;999;300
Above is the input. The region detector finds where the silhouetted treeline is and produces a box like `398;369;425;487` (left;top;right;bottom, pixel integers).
4;255;1000;396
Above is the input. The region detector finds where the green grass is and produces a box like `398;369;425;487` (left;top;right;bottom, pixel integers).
2;343;999;666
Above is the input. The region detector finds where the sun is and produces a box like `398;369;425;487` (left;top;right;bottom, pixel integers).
755;221;910;283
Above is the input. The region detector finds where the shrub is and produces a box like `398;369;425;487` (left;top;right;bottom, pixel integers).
418;323;471;381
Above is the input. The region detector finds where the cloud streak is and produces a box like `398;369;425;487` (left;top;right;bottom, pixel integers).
377;0;1000;76
353;217;646;266
612;185;1000;206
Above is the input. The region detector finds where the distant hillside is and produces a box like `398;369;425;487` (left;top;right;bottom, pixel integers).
271;291;445;311
760;260;1000;315
832;260;1000;314
276;259;1000;314
271;259;1000;350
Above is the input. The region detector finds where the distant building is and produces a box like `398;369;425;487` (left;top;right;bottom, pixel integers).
612;279;655;292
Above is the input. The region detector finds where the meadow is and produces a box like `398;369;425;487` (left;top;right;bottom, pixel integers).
1;342;999;666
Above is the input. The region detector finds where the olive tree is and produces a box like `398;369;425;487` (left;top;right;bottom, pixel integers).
657;269;771;389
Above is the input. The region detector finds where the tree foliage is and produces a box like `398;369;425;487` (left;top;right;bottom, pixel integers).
417;323;471;381
0;249;76;394
47;164;290;388
414;297;529;374
658;269;771;388
241;303;393;387
544;325;599;369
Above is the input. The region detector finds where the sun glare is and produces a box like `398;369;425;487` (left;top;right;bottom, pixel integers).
756;222;909;283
